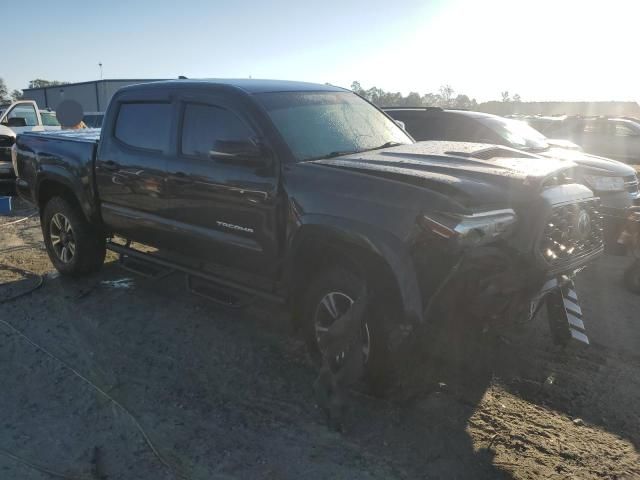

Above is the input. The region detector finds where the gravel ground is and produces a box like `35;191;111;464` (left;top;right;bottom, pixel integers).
0;200;639;479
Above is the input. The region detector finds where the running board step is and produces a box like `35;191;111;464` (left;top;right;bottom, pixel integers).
186;275;256;309
106;240;284;305
118;254;174;279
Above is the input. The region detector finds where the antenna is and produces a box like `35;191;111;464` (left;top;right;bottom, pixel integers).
98;62;103;80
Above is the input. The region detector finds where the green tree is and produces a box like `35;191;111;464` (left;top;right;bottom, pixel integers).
421;92;439;106
452;94;477;109
512;93;522;103
10;89;23;101
349;81;477;110
351;81;365;96
404;92;423;107
501;90;511;102
438;85;455;107
0;78;8;102
28;79;68;89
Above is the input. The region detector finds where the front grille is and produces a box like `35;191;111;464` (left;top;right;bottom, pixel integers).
539;198;604;273
624;175;639;195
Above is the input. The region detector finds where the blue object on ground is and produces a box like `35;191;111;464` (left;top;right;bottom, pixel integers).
0;196;12;214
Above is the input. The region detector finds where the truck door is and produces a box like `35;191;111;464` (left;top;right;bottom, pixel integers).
95;99;174;247
0;101;43;135
164;96;281;283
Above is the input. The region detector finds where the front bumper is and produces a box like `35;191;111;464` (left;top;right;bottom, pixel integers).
0;160;16;195
417;246;593;348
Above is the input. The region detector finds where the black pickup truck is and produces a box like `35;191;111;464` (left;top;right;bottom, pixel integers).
14;79;604;388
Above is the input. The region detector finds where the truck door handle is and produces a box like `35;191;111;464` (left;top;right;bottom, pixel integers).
100;160;120;171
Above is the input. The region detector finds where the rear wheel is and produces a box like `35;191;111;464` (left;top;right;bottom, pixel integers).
42;196;106;276
301;266;394;394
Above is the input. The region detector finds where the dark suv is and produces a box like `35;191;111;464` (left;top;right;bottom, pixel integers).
386;107;640;247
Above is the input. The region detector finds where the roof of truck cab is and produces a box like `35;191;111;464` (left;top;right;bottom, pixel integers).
122;79;347;94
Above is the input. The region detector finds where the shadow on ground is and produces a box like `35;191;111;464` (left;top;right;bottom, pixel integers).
0;256;638;479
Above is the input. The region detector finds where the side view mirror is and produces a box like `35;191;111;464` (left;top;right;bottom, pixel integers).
394;119;406;130
0;135;16;148
209;139;271;167
7;117;27;127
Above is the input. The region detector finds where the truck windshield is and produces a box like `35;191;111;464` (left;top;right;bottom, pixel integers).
256;91;412;161
480;117;550;151
40;112;61;126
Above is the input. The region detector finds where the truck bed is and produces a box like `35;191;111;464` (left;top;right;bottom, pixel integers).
15;129;102;218
21;128;101;144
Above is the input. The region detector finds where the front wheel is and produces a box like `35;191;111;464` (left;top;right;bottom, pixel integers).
301;266;394;395
42;196;106;276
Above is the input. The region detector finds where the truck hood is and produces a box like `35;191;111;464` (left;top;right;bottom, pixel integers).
539;147;636;177
311;141;572;182
309;141;575;208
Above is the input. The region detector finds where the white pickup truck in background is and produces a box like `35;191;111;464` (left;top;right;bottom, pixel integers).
0;100;60;194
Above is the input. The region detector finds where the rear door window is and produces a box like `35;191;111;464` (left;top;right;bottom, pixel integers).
114;102;172;151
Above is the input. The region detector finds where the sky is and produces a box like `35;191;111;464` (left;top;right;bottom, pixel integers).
3;0;639;102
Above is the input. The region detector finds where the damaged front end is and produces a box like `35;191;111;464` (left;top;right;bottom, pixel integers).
416;182;604;348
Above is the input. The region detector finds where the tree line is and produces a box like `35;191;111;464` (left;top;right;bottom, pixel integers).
2;76;521;108
350;81;521;108
0;78;68;103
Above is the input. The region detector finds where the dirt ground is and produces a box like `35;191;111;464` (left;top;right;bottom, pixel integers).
1;199;639;480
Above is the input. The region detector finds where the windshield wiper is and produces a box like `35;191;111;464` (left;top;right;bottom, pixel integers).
366;141;403;151
305;150;360;161
305;142;404;161
523;145;550;153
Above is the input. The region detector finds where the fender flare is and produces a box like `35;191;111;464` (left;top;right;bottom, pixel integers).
35;168;97;223
284;214;424;348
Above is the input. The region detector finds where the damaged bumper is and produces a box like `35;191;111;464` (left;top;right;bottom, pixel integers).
534;277;589;345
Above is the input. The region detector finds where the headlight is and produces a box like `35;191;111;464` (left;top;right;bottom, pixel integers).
11;144;18;175
421;209;517;247
583;175;625;192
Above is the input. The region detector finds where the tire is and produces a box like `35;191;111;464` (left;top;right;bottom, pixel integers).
624;260;640;294
301;265;394;395
42;196;106;276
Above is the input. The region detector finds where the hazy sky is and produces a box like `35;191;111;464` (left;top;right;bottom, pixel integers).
4;0;639;102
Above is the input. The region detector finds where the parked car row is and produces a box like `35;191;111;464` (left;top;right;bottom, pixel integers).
13;79;604;391
515;114;640;165
385;107;640;250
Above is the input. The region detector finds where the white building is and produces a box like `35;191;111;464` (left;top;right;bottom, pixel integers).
22;79;167;112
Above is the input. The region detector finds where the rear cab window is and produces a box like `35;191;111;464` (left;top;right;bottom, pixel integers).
114;102;172;151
